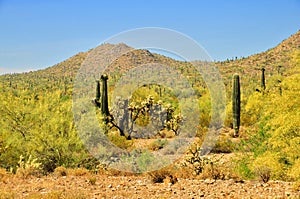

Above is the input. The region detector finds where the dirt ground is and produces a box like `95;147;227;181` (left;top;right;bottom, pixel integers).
1;174;299;199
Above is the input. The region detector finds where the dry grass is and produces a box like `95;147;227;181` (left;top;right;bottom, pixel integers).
0;168;8;179
53;166;68;176
0;191;16;199
23;191;87;199
66;168;91;176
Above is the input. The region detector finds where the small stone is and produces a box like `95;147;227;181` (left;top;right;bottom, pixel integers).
107;184;113;188
204;179;215;184
166;188;172;192
262;183;269;187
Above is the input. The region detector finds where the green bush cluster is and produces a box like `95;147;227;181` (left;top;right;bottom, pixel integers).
235;50;300;181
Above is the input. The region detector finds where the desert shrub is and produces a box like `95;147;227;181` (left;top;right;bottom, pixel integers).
148;139;168;151
236;75;300;180
136;150;156;173
53;166;91;177
180;144;236;180
88;176;97;185
181;144;208;175
251;152;286;181
107;132;133;150
16;155;42;178
197;92;211;137
211;137;235;153
200;159;228;180
293;180;300;191
181;144;220;176
0;91;89;174
288;158;300;181
148;168;172;183
54;166;67;176
233;156;254;179
67;168;90;176
254;165;271;183
77;155;102;172
234;56;300;181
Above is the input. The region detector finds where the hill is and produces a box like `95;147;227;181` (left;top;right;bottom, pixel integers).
0;30;299;187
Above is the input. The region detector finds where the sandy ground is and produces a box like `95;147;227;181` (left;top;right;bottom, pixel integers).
1;174;299;199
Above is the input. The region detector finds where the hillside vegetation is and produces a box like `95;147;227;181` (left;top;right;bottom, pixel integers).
0;31;299;184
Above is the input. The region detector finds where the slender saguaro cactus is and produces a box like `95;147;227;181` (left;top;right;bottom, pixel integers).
101;74;109;116
95;80;101;108
232;74;240;137
261;67;266;90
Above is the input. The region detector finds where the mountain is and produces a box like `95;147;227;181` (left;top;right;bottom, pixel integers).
0;30;298;101
0;30;299;178
9;30;300;87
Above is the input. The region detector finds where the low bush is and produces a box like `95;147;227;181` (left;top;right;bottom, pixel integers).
211;137;235;153
16;155;42;178
88;176;97;185
107;133;133;150
293;180;300;191
148;168;173;183
53;166;67;176
254;166;271;183
67;168;90;176
148;139;168;151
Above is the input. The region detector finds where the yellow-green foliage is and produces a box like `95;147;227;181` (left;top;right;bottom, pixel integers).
16;155;42;178
237;50;300;181
251;152;285;180
288;159;300;181
0;76;89;173
107;132;133;150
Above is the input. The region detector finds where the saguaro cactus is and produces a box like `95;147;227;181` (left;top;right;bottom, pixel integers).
232;74;240;137
95;80;101;108
101;74;109;116
261;67;266;90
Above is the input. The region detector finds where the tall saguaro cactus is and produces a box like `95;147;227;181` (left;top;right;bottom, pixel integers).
95;80;101;108
232;74;240;137
261;67;266;90
101;74;109;116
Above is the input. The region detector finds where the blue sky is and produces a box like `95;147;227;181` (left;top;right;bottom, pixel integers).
0;0;299;74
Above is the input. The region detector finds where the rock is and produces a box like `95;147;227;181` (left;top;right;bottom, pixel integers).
204;179;215;184
199;192;205;197
262;183;269;187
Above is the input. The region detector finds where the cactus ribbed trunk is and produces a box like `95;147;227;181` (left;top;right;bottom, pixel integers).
232;74;240;137
261;67;266;90
101;74;109;116
95;80;101;108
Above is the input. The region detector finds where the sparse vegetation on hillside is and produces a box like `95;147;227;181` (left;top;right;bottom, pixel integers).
0;31;299;187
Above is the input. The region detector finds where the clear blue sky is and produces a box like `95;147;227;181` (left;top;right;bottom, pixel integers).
0;0;299;74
